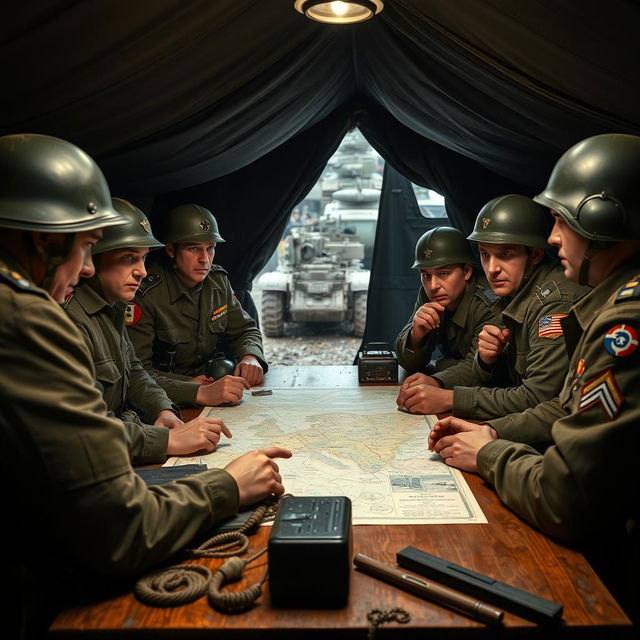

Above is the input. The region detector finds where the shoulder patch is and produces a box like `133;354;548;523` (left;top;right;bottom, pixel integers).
137;273;162;297
538;313;567;338
603;324;639;357
475;288;498;305
615;274;640;303
0;260;46;297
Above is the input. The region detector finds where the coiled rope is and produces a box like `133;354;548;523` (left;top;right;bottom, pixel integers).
135;498;281;612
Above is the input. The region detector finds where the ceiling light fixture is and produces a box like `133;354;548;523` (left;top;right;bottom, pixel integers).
294;0;384;25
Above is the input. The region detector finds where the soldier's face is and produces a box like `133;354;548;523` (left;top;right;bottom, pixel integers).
547;212;589;283
420;264;472;311
97;247;149;304
478;243;532;297
48;230;102;303
171;242;216;288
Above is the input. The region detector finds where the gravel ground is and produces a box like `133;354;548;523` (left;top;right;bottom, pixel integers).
252;286;363;366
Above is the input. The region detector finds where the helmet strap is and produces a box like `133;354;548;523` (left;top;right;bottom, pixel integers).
578;240;612;286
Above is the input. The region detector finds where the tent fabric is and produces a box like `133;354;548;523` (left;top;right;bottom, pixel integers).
1;0;639;337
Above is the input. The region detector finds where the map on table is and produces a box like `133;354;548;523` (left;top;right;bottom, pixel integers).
165;386;486;525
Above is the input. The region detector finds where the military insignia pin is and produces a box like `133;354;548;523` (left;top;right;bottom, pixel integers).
125;302;142;326
139;219;150;233
603;324;639;357
424;249;433;258
199;219;211;231
481;217;491;229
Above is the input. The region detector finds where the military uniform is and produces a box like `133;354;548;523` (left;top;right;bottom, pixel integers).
1;254;238;588
127;260;267;406
395;273;499;374
64;278;182;465
477;260;640;558
433;258;589;419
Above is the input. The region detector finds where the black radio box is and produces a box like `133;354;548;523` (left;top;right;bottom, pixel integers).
268;496;352;608
358;342;398;383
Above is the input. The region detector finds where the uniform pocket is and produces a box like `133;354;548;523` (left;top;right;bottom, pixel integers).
157;327;191;345
94;359;122;386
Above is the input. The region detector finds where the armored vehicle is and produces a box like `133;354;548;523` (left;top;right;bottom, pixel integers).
258;224;369;337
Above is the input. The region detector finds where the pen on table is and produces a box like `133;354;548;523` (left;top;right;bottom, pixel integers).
354;553;504;626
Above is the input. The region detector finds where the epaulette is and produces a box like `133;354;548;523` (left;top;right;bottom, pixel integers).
137;272;162;297
615;274;640;304
209;264;228;276
535;281;560;304
0;260;47;298
475;287;498;306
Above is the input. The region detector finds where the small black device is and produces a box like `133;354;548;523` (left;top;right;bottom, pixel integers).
268;496;352;608
205;353;236;380
357;342;398;383
396;546;563;624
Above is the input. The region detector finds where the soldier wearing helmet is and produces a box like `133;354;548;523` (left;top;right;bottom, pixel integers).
397;194;588;418
0;135;291;637
126;203;267;408
395;226;499;375
64;198;233;464
428;134;640;621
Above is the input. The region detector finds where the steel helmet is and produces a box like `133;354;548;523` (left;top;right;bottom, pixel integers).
412;226;474;269
160;204;225;245
93;198;163;255
0;133;123;232
467;195;549;248
533;133;640;241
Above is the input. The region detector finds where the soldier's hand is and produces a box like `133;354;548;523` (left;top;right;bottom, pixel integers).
224;447;293;507
396;373;440;406
190;374;216;386
154;410;184;429
400;384;453;415
166;417;232;456
410;301;445;344
234;356;264;386
477;325;510;366
431;421;497;473
427;416;493;451
196;375;250;406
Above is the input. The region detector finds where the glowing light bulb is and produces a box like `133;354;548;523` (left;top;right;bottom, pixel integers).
331;1;349;16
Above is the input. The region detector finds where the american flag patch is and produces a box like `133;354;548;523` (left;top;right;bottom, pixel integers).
538;314;567;338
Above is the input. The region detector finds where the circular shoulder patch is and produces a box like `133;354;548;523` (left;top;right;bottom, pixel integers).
125;302;142;326
603;324;638;357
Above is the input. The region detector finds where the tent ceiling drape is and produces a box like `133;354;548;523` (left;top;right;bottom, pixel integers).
2;0;639;338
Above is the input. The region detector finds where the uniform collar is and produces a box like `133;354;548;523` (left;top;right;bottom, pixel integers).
571;259;640;331
0;249;32;284
500;257;556;325
72;278;113;315
162;261;208;304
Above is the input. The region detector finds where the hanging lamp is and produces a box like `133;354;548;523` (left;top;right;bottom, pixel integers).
294;1;384;24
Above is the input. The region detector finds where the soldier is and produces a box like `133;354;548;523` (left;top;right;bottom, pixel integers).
395;226;499;375
0;134;291;636
64;198;233;464
396;195;589;419
126;204;267;407
428;133;640;621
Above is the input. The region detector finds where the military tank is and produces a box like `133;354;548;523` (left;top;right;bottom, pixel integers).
258;223;369;337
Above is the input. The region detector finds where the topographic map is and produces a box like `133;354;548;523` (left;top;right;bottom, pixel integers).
165;387;486;525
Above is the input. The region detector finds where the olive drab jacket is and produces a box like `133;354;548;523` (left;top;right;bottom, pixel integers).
64;279;181;465
0;251;239;628
126;261;267;406
433;257;590;419
477;259;640;562
395;272;499;374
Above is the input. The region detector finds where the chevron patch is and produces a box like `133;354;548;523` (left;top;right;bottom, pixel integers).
578;369;623;421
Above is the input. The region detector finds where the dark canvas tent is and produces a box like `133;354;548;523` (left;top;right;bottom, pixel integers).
2;0;639;342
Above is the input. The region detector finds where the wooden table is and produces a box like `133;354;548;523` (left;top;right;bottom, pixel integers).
50;366;633;638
